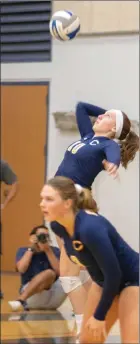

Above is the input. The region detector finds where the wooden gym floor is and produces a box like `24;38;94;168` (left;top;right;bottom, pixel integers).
1;273;121;344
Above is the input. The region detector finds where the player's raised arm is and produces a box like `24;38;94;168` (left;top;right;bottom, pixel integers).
76;102;106;138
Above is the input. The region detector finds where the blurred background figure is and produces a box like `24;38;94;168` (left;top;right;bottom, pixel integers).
0;159;18;211
0;159;18;299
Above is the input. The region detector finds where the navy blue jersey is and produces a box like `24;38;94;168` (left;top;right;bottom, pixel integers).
51;211;139;321
16;247;60;287
55;103;120;188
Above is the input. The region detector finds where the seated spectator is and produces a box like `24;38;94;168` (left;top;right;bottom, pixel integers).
8;225;66;311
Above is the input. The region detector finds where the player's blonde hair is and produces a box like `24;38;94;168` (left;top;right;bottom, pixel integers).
46;176;98;213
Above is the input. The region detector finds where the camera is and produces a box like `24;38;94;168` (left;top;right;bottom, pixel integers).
37;233;49;244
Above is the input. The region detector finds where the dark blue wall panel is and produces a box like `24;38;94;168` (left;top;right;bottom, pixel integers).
1;0;52;62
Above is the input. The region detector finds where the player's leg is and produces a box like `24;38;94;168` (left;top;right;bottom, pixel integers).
118;285;139;343
79;281;118;344
60;244;89;311
48;223;91;334
44;278;67;309
60;244;91;334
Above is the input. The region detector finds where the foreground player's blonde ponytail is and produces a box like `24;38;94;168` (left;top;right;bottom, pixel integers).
75;185;98;213
47;176;98;213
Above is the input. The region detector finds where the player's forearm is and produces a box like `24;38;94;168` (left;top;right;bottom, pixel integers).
94;272;122;321
77;102;106;118
76;102;105;137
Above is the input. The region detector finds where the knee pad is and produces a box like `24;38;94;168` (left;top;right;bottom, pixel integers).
59;276;83;294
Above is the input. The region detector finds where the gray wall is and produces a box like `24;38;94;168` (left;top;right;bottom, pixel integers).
2;34;139;250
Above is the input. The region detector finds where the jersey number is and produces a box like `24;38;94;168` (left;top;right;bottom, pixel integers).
68;140;85;154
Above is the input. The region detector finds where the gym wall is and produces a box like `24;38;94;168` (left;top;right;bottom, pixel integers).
54;1;139;34
1;1;139;252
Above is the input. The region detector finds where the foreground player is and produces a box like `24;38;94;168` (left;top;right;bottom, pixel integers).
40;176;139;344
50;102;139;331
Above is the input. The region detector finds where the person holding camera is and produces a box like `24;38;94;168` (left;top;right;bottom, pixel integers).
8;225;66;311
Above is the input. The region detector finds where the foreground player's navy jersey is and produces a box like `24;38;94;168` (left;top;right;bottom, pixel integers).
55;103;121;188
51;211;139;320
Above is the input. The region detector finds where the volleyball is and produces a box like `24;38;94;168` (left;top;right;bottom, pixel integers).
49;10;80;41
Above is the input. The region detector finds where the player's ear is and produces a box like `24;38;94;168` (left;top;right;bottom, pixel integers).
111;127;116;134
64;198;73;210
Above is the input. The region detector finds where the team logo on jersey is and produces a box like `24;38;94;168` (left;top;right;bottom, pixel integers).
89;139;99;146
70;255;85;267
72;240;84;251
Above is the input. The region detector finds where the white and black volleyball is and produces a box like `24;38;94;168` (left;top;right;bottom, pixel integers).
49;10;80;41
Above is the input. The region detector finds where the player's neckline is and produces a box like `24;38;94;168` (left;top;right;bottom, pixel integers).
84;210;98;216
92;135;111;140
